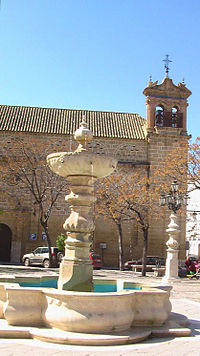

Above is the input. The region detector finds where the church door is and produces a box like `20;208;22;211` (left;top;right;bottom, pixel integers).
0;224;12;262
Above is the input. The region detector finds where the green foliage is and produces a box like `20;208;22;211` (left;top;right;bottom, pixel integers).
56;233;66;251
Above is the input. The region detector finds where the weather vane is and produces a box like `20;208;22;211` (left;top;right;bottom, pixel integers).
163;54;172;77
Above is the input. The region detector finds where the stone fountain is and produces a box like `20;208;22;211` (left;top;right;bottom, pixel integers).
47;119;117;292
0;121;191;345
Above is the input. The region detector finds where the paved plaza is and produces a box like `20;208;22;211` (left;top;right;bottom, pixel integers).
0;265;200;355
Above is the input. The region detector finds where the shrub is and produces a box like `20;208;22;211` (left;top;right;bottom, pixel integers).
56;233;66;252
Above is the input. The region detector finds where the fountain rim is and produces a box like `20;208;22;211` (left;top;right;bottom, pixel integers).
46;151;117;159
2;281;171;296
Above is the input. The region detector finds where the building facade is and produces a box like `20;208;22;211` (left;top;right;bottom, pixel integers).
186;188;200;257
0;73;191;266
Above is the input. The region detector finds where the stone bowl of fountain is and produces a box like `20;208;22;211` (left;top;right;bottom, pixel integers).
47;120;117;179
0;120;191;345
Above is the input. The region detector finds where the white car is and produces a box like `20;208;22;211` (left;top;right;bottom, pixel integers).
22;246;59;268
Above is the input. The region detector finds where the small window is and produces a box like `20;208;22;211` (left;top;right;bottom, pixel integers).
34;248;42;254
41;248;49;253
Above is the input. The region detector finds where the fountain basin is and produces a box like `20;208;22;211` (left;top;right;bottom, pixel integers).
47;151;117;179
0;281;171;333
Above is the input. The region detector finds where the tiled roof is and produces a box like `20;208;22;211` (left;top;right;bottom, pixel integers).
0;105;146;140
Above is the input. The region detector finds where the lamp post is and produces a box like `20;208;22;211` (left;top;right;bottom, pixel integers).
159;181;188;283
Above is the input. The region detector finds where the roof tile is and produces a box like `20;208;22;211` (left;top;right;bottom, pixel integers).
0;105;146;140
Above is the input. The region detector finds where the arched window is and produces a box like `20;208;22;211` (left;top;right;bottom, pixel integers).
172;106;178;127
155;105;164;126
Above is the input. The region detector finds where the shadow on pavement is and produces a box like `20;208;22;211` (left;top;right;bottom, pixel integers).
188;319;200;336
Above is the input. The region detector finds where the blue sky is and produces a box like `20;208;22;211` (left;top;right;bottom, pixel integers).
0;0;199;139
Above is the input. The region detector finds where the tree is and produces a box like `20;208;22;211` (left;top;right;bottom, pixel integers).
95;172;133;270
188;138;200;190
0;134;69;266
158;143;187;182
154;138;200;194
119;168;163;276
95;167;161;275
56;233;66;252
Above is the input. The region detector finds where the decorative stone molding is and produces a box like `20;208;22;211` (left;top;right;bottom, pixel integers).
166;213;180;251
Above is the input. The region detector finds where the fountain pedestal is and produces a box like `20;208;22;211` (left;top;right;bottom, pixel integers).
58;175;95;291
162;212;180;284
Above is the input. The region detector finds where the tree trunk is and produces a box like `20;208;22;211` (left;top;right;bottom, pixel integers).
141;227;148;276
117;223;124;270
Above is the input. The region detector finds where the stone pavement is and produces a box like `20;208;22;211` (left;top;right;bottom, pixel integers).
0;266;200;355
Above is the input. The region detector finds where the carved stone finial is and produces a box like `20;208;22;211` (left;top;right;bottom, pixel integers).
74;116;93;147
166;236;179;250
166;212;180;251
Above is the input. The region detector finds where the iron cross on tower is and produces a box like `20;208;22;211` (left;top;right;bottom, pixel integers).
163;54;172;77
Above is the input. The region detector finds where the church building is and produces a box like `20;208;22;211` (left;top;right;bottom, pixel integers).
0;65;192;266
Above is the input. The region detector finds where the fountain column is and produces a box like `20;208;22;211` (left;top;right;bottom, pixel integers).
47;120;117;291
58;175;96;291
162;212;180;283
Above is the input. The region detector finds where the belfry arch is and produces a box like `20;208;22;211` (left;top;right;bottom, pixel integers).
0;223;12;262
155;105;164;126
172;106;179;127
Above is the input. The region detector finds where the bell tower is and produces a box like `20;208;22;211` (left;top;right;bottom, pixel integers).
143;56;191;135
143;57;192;261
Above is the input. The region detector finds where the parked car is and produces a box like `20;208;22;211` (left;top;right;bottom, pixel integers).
124;259;138;270
89;252;102;269
124;256;165;270
49;250;102;269
22;247;60;268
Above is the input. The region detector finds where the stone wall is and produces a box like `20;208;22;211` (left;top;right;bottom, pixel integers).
0;129;188;265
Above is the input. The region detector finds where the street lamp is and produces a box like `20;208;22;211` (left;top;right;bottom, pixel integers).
160;181;188;283
159;180;188;214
